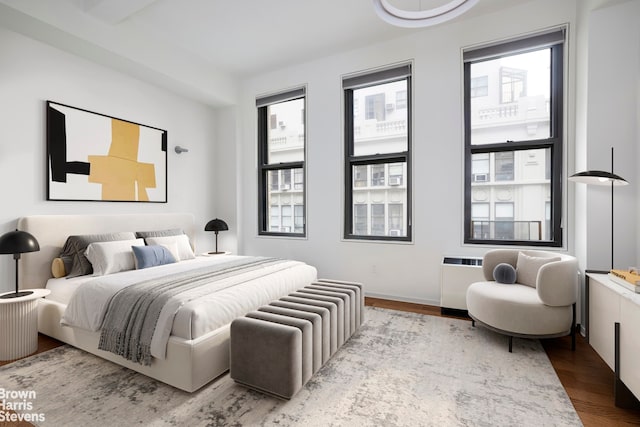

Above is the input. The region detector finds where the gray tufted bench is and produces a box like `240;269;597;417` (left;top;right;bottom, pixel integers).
229;279;364;399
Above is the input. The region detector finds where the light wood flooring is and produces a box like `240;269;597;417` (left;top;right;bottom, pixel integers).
2;298;640;426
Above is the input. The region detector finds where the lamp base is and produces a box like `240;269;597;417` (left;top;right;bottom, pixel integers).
0;290;34;299
207;251;227;255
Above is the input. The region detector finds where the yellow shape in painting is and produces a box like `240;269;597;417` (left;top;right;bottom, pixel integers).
136;162;156;202
109;119;139;161
87;118;157;201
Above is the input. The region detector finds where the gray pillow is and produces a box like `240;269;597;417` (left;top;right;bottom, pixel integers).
135;228;183;241
60;232;136;278
493;263;517;284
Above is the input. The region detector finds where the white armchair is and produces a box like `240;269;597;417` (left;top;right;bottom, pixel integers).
466;249;579;352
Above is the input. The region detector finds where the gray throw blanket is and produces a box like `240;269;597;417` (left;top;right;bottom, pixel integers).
98;257;282;365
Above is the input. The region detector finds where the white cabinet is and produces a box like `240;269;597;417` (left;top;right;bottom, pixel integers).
588;273;640;405
588;274;620;370
620;297;640;399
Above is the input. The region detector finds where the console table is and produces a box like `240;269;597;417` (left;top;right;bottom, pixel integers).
587;272;640;408
0;289;50;361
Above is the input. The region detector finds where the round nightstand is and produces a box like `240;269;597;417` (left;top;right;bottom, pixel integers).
0;289;50;361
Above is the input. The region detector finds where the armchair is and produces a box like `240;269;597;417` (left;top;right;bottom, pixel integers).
466;249;578;352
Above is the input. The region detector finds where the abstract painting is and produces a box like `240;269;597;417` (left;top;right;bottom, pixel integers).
46;101;167;202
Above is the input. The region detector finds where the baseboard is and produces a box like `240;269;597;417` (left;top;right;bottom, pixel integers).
365;292;439;307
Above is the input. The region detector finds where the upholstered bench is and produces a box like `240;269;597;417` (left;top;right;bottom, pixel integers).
229;279;364;399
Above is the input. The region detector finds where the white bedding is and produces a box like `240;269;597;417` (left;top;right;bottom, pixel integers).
48;255;317;352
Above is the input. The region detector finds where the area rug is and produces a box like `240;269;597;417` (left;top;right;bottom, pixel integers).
0;307;582;426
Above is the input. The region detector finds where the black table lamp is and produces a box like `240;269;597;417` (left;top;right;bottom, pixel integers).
0;230;40;299
204;218;229;254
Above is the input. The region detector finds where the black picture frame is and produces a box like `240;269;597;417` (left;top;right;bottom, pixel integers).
46;100;168;203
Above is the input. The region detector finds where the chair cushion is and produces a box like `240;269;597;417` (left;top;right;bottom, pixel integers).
466;281;572;336
516;252;560;288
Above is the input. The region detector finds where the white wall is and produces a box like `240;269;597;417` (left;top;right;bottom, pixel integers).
0;27;219;293
583;0;640;271
236;0;579;305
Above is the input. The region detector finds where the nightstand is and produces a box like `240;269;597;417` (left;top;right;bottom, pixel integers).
0;289;50;361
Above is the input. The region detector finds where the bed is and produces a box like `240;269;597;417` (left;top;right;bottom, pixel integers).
17;213;317;392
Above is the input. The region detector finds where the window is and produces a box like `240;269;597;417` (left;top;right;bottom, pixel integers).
354;165;368;188
257;87;306;237
344;64;412;241
495;151;514;181
371;164;385;186
471;203;490;239
494;202;514;240
396;90;407;109
500;67;527;104
470;76;488;97
371;204;385;236
354;204;368;235
464;29;564;246
365;93;385;120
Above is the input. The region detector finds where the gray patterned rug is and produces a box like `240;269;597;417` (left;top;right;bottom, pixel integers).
0;307;581;426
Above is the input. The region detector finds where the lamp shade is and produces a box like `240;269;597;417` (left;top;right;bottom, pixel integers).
569;170;629;186
0;230;40;255
204;218;229;233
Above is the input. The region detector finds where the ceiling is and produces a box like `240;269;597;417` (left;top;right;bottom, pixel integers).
0;0;534;106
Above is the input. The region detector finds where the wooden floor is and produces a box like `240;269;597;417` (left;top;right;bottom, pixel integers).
2;298;640;426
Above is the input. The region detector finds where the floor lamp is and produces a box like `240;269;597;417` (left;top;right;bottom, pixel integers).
569;147;628;270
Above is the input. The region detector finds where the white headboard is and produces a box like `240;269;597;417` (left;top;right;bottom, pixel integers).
17;213;195;290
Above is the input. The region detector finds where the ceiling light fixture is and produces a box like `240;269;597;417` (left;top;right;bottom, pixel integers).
372;0;479;28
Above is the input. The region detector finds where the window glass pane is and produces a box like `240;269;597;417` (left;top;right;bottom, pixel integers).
470;148;550;241
265;167;304;234
470;48;550;145
351;162;407;237
353;80;408;156
267;98;304;163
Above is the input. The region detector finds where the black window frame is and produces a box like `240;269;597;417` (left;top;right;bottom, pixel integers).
257;87;306;238
343;64;412;242
463;29;565;247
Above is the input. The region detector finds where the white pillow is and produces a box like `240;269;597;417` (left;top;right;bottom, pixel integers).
145;234;195;261
84;239;145;276
516;251;561;288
